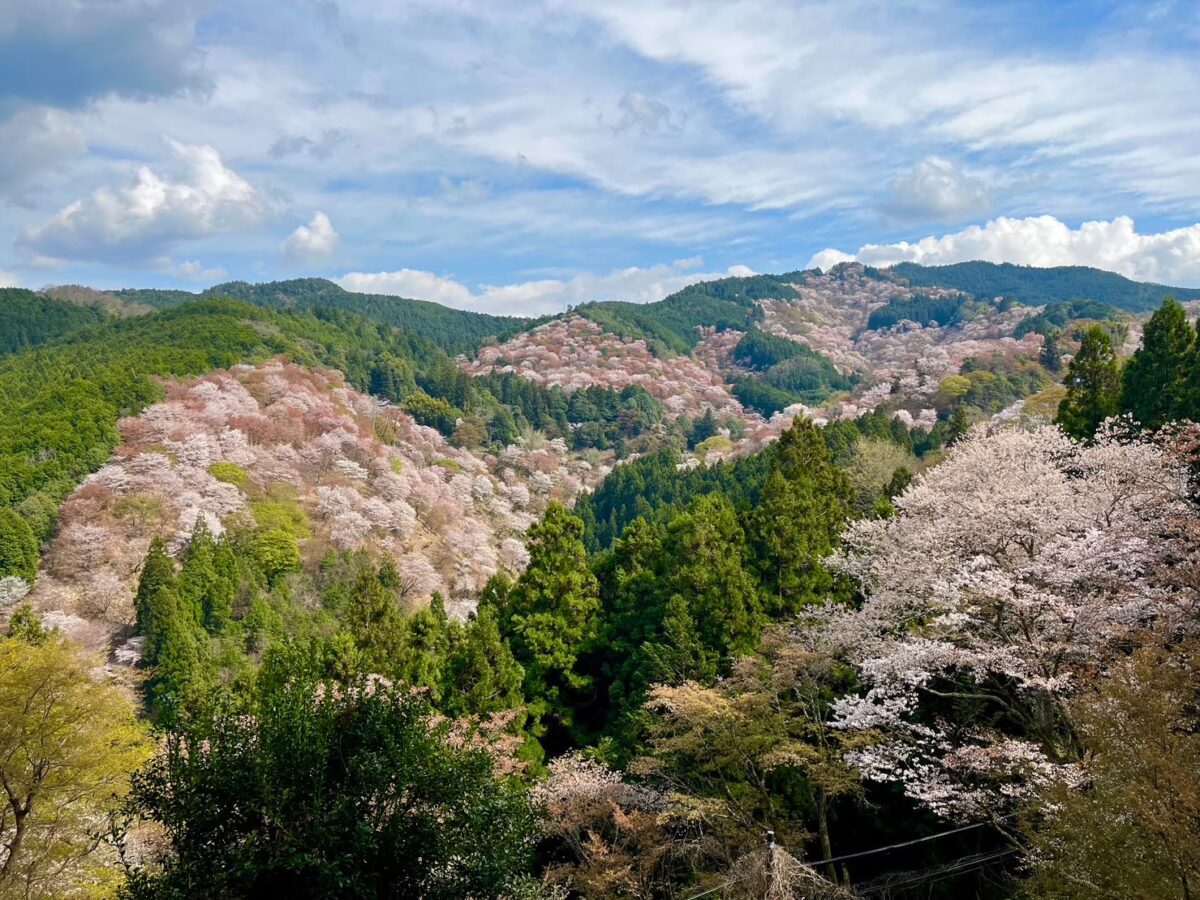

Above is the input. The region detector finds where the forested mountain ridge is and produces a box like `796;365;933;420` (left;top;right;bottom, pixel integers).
884;260;1200;311
4;268;1200;899
108;277;532;354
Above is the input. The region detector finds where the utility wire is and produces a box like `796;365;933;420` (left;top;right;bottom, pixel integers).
806;813;1018;868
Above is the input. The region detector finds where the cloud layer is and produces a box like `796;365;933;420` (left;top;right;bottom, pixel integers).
19;140;265;266
808;216;1200;286
338;259;755;316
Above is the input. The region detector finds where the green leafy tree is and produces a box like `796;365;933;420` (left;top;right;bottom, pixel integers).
1120;297;1195;429
499;503;600;742
0;636;152;899
118;667;537;899
1057;325;1122;438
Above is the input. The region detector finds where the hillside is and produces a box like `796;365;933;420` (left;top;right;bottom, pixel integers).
883;260;1200;311
0;288;107;355
28;360;604;655
112;277;531;354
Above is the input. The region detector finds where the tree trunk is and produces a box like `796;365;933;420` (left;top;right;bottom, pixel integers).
816;787;837;884
0;807;27;887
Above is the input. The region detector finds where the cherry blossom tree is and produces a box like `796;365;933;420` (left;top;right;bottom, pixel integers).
808;421;1197;820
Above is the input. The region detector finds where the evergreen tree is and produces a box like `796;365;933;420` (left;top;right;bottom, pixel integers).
1120;297;1194;429
395;593;454;700
749;419;851;614
1057;325;1122;439
1040;328;1063;374
134;537;178;659
176;520;216;627
0;508;39;583
499;503;600;741
341;568;407;674
205;536;239;634
639;595;718;689
661;493;763;657
441;606;525;718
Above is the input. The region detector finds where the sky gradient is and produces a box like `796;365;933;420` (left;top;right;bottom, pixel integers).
3;0;1200;314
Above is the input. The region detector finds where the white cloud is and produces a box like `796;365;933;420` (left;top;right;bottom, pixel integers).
0;106;86;201
807;215;1200;286
279;211;338;265
883;156;991;221
169;259;226;281
18;139;265;265
0;270;20;287
338;268;474;307
337;258;756;316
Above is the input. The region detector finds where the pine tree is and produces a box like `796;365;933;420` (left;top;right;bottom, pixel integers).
205;535;238;633
499;503;600;739
176;520;216;627
1057;326;1121;439
639;595;718;688
1120;297;1194;429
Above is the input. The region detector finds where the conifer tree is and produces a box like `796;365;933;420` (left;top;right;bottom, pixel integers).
441;606;525;718
662;493;763;657
1056;325;1121;439
750;419;851;614
134;537;178;659
499;503;600;739
0;508;39;583
1120;297;1194;429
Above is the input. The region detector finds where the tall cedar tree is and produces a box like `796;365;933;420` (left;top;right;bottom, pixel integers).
498;502;600;743
1120;297;1195;429
1056;325;1121;439
749;419;852;614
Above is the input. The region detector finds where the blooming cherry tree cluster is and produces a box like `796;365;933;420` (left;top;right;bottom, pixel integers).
805;421;1197;820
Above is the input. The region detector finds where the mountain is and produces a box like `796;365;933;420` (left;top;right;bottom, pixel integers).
0;288;107;355
882;260;1200;311
112;277;532;354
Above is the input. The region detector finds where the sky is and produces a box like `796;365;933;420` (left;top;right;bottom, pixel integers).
3;0;1200;316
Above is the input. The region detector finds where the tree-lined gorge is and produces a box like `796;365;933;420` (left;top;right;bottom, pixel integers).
2;265;1200;899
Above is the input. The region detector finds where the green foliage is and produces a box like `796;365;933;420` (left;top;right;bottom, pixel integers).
576;275;796;355
866;292;973;330
120;665;536;899
1119;297;1196;429
1056;325;1121;439
498;503;600;744
1013;299;1123;338
748;420;852;614
888;260;1200;312
206;461;247;487
249;499;311;539
0;508;39;582
0;289;107;355
248;528;302;582
403;390;461;435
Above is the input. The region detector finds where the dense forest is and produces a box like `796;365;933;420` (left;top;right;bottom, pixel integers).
2;281;1200;899
112;278;532;355
886;260;1200;311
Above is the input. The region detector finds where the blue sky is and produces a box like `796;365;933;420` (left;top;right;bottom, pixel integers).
2;0;1200;315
